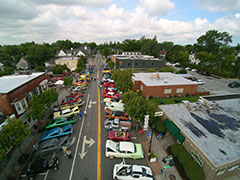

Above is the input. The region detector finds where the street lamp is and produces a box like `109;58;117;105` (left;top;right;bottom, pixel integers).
148;124;155;154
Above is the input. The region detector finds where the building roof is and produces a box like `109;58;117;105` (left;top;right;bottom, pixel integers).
132;72;197;86
160;98;240;167
114;54;162;61
0;72;45;93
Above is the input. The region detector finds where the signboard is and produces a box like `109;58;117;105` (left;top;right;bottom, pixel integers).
154;111;164;117
143;115;149;131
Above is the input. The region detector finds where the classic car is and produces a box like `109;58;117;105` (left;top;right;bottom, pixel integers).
60;99;85;110
105;140;143;159
102;82;116;87
113;163;153;180
53;106;80;119
46;114;76;129
108;131;130;141
103;98;122;104
102;92;119;99
61;97;80;105
40;124;73;142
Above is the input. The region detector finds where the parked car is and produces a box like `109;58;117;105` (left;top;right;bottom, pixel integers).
61;97;80;105
20;157;59;180
108;131;130;141
60;100;85;110
104;118;131;131
103;82;116;87
102;89;116;95
53;106;80;119
105;102;125;112
33;136;70;157
196;79;205;85
103;98;122;104
66;92;83;99
40;124;73;142
105;140;144;159
228;81;240;88
46;114;76;129
113;163;153;180
102;92;119;99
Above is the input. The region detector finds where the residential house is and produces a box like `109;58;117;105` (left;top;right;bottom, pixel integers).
0;72;48;127
56;46;90;58
16;57;31;70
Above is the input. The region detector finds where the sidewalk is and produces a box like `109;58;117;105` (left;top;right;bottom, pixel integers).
136;127;183;180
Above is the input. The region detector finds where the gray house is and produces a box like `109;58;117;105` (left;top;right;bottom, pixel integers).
16;57;30;70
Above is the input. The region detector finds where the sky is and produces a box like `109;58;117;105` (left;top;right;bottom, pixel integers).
0;0;239;45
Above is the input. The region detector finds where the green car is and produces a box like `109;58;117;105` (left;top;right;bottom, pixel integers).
46;114;76;129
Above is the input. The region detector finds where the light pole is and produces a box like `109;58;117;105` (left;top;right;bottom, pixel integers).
148;124;155;154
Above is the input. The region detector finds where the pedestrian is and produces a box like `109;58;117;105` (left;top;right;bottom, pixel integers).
84;110;87;117
62;145;68;156
157;133;162;141
79;111;82;118
66;150;72;159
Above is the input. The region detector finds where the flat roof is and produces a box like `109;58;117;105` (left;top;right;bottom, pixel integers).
160;98;240;167
132;72;197;86
0;72;45;93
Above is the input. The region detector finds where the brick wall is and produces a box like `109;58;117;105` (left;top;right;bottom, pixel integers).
0;74;47;116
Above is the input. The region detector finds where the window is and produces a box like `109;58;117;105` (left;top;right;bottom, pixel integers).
21;99;27;109
135;63;137;66
35;87;40;96
164;89;172;94
176;88;184;93
128;63;130;66
140;85;143;91
27;91;33;100
14;98;28;115
16;103;21;112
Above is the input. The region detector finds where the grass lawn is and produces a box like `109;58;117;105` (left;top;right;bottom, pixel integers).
148;95;200;106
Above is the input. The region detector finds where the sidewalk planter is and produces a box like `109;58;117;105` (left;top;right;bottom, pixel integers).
148;152;158;162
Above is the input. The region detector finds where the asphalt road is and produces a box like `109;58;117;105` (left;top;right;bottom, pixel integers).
32;53;148;180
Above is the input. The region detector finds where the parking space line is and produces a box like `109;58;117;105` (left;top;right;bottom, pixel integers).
69;93;90;180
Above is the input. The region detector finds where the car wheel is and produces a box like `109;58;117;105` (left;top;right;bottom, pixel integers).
53;166;58;171
28;175;35;180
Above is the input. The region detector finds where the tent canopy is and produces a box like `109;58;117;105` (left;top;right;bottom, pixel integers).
164;118;180;136
54;80;64;85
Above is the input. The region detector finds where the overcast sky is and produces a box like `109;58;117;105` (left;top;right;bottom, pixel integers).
0;0;239;45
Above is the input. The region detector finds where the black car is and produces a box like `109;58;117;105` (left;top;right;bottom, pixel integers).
21;157;59;180
228;81;240;88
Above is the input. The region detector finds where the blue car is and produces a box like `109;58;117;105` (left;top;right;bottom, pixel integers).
40;124;73;142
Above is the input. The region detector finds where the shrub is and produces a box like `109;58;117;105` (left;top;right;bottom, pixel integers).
184;160;204;180
179;150;193;165
155;120;166;134
178;69;187;74
185;93;190;97
171;143;185;157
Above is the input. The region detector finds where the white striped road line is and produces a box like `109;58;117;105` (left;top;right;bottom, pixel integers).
69;93;90;180
43;153;56;180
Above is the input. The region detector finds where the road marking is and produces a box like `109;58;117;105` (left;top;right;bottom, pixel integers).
69;93;90;180
43;153;56;180
70;137;76;146
97;67;101;180
79;135;95;159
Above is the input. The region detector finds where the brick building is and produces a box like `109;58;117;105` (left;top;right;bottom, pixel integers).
132;72;198;98
0;72;48;126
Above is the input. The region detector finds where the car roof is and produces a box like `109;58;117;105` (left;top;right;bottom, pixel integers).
106;140;117;152
39;138;58;148
62;109;71;114
119;142;134;153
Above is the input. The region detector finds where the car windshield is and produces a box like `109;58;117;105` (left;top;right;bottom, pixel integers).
142;167;146;176
127;165;132;175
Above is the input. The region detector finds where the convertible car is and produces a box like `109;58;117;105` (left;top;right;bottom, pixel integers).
53;106;80;119
46;114;76;129
107;131;130;141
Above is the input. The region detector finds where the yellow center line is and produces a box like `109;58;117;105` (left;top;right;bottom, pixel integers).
97;67;101;180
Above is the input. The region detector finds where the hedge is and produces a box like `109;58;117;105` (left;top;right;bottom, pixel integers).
155;120;166;134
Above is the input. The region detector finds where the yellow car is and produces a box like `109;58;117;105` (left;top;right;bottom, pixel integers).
60;99;85;110
53;106;80;119
103;98;122;104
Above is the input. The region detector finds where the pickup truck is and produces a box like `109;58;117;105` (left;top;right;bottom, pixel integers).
104;111;130;121
104;118;131;131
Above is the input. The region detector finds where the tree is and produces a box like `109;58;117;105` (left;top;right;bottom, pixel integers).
52;64;69;74
63;77;73;87
112;70;133;93
197;30;232;54
0;118;29;156
76;56;86;72
184;160;204;180
27;95;46;122
40;88;58;108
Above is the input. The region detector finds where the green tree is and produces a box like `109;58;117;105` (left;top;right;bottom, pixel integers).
27;95;46;122
112;70;133;93
76;56;86;72
184;160;205;180
40;88;58;108
171;143;185;157
197;30;232;54
179;150;193;165
63;77;73;87
52;64;69;74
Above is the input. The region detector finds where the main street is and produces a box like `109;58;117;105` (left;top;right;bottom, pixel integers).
39;53;148;180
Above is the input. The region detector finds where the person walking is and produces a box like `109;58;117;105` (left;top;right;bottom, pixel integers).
84;110;87;117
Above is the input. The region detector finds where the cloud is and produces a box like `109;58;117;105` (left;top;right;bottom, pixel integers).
0;2;239;45
139;0;175;16
195;0;240;12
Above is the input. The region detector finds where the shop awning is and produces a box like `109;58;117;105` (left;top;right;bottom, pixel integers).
175;132;185;143
164;118;180;136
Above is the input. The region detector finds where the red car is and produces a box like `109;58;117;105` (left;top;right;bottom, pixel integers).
103;82;116;87
67;92;83;99
102;90;116;95
102;92;119;98
107;131;130;141
61;97;80;105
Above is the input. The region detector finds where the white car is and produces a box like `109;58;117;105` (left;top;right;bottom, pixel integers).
196;79;205;85
105;140;144;159
113;163;153;180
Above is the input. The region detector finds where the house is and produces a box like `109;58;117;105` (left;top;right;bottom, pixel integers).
16;57;31;70
112;54;165;69
159;95;240;180
0;72;48;127
56;46;90;57
44;59;56;69
132;72;199;98
55;57;79;71
189;51;200;65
